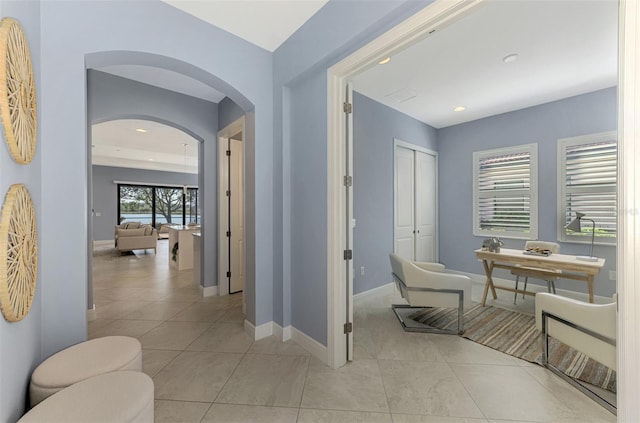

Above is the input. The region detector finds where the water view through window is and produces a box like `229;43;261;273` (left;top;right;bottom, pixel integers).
118;184;199;227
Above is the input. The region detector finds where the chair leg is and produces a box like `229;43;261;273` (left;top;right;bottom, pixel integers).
523;277;528;299
514;275;520;304
548;280;556;294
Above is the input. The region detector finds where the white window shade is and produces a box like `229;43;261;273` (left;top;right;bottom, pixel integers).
473;144;538;239
559;132;617;243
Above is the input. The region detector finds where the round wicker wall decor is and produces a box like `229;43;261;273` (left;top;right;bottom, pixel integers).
0;18;37;164
0;184;37;322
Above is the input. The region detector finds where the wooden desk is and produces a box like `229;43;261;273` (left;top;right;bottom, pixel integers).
475;248;605;305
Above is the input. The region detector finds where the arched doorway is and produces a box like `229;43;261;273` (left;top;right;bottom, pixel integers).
85;51;256;327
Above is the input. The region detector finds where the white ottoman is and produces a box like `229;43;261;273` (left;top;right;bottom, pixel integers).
19;371;154;423
29;336;142;407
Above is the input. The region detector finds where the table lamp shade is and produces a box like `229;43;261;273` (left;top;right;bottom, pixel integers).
564;211;597;261
565;212;585;233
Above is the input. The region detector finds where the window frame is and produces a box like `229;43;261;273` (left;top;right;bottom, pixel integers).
117;183;199;228
472;143;538;240
557;131;617;245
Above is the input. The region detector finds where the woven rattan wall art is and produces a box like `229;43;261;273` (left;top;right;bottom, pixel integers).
0;184;37;322
0;18;36;164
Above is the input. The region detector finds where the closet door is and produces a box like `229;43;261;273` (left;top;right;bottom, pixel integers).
394;143;438;262
394;146;415;260
415;151;436;262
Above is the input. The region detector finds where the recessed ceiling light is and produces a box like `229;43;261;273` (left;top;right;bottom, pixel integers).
502;53;519;64
135;128;147;133
453;106;466;112
148;158;154;161
378;57;391;65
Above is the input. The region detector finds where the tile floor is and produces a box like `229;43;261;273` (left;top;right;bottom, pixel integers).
90;241;615;422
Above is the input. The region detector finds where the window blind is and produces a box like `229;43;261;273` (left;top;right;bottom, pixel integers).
473;144;537;239
562;139;617;240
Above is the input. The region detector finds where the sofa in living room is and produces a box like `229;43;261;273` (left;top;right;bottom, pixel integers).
114;222;157;253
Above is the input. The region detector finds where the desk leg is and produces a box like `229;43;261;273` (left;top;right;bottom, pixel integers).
588;276;594;303
481;259;498;306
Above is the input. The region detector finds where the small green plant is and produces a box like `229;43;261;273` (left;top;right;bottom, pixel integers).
171;242;179;261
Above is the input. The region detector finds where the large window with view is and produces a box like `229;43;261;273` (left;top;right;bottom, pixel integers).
118;184;199;228
473;144;538;239
558;132;617;244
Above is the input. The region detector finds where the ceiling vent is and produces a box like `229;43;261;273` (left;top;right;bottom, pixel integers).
384;88;417;104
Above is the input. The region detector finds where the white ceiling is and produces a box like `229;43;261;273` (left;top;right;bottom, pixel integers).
94;1;328;171
92;119;199;174
352;0;618;128
162;0;330;52
92;0;618;171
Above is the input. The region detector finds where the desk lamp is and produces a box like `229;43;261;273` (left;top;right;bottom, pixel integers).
565;212;598;261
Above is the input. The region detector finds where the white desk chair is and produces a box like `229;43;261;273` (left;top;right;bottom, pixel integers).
511;240;561;304
535;292;616;414
389;253;472;334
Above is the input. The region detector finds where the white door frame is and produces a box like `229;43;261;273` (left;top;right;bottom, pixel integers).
327;0;482;370
617;1;640;418
393;139;439;262
329;1;640;418
218;116;245;297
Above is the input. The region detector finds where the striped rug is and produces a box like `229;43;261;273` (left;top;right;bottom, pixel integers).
410;304;616;393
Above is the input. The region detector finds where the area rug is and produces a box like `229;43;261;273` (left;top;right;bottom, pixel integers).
410;304;616;393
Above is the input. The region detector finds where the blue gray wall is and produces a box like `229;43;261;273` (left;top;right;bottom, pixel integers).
37;0;273;379
289;71;328;343
0;2;41;422
0;0;620;419
218;97;245;130
353;92;437;294
88;70;218;289
438;87;617;297
92;165;198;241
0;0;273;419
275;0;434;344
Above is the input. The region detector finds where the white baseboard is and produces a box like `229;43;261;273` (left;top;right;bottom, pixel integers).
283;325;292;341
93;239;114;246
243;320;327;363
354;282;395;300
292;327;329;365
243;320;256;339
87;305;96;322
200;285;218;297
272;323;293;341
244;319;274;341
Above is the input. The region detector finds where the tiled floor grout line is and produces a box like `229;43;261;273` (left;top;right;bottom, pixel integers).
442;357;490;422
91;243;615;423
374;355;395;420
294;346;313;420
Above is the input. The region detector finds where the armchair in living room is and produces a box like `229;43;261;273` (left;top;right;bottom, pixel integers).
535;292;616;413
389;253;472;334
114;222;158;254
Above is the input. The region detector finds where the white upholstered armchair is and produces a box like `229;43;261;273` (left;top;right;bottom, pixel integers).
389;253;472;334
535;292;616;413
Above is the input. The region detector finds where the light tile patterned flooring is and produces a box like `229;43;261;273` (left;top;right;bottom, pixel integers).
90;241;615;422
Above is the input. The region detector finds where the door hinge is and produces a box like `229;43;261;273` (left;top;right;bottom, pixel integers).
343;175;352;187
226;190;231;197
227;271;231;278
343;322;353;334
343;249;353;260
226;150;231;156
226;230;231;237
343;102;352;114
